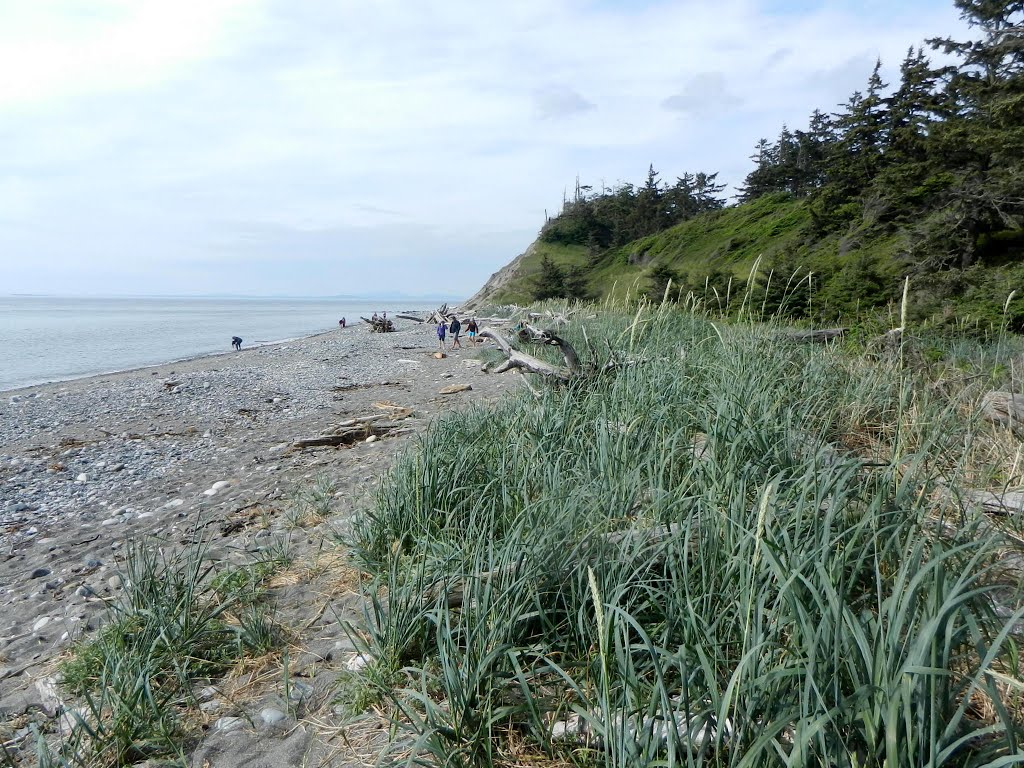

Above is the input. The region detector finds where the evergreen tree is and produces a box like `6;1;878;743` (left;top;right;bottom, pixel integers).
738;138;779;201
533;256;567;300
924;0;1024;267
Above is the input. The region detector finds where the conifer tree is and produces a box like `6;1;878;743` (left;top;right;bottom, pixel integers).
924;0;1024;266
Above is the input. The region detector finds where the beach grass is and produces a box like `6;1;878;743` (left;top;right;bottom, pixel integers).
346;301;1024;766
46;534;286;767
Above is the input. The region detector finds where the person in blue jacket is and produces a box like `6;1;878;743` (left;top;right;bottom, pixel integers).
436;320;447;351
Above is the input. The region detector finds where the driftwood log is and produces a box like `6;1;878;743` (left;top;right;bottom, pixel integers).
291;414;408;450
438;383;472;395
783;328;847;343
950;487;1024;517
425;303;452;325
550;707;730;751
981;391;1024;434
528;309;573;326
480;326;580;380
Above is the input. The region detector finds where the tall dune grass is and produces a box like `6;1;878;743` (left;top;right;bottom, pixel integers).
350;306;1024;767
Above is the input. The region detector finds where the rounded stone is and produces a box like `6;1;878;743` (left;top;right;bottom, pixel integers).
212;716;245;733
260;707;287;726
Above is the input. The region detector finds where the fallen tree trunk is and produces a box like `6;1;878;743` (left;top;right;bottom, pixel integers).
784;328;847;343
395;314;426;323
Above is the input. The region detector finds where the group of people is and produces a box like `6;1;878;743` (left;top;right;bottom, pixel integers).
437;316;479;350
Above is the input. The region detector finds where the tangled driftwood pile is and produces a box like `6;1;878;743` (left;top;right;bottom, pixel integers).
361;316;395;333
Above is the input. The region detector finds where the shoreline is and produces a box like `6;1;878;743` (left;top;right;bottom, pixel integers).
2;296;449;395
0;316;515;764
1;326;354;396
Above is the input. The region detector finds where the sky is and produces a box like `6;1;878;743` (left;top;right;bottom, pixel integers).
0;0;968;298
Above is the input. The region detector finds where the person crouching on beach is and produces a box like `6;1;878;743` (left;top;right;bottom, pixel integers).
436;320;447;351
449;316;462;349
231;336;242;350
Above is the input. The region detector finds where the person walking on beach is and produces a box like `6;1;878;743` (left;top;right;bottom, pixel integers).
339;317;346;328
231;336;242;351
466;318;478;343
449;316;462;349
436;319;447;351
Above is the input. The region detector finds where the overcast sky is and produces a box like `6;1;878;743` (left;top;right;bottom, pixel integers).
0;0;966;298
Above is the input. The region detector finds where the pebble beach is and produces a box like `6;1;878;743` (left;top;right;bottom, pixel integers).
0;319;517;766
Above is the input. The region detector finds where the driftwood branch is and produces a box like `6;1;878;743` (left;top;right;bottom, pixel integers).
520;324;581;374
291;414;406;449
947;487;1024;517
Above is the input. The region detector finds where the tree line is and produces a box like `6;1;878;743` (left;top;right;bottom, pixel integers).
532;0;1024;323
741;0;1023;272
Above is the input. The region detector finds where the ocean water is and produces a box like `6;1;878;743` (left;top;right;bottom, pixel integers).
0;296;443;392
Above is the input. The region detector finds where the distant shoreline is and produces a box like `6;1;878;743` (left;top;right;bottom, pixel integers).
1;326;354;395
2;298;448;394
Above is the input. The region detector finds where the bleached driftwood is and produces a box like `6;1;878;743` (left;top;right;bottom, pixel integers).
528;309;574;326
550;705;731;751
425;304;452;325
361;316;395;333
291;415;404;449
438;384;472;395
982;391;1024;434
783;328;847;343
518;324;581;373
479;326;576;381
950;487;1024;517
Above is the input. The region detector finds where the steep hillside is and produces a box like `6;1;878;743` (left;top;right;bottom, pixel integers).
587;193;820;298
471;193;903;308
464;240;590;308
468;191;1024;329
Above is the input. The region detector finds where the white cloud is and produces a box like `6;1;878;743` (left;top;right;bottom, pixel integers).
0;0;969;296
0;0;255;111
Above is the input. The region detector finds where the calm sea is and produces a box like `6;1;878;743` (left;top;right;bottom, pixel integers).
0;296;443;392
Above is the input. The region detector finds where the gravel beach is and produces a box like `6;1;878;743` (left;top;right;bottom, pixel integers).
0;319;517;766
